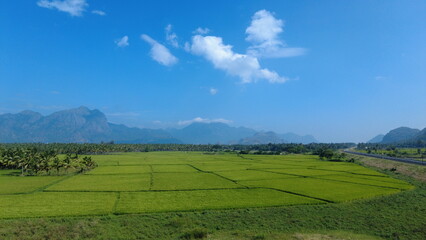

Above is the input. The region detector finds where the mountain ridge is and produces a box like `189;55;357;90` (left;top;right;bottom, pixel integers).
0;107;318;144
367;126;426;144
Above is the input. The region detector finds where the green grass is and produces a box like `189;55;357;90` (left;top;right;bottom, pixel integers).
151;164;198;173
0;192;116;218
0;176;65;194
190;163;252;172
240;177;401;202
151;172;241;190
46;174;151;192
214;170;297;181
86;165;151;175
264;168;341;177
316;174;414;190
116;188;323;213
312;164;389;176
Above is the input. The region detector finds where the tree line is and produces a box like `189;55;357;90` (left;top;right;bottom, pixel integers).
0;142;355;155
0;147;96;176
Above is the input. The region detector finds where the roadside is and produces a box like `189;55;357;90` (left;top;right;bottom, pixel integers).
346;153;426;182
344;150;426;166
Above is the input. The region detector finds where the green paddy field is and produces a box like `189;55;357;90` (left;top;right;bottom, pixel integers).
0;152;413;219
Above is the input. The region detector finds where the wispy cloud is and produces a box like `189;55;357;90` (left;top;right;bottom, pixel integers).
37;0;88;17
165;24;179;48
189;35;287;83
193;27;210;35
141;34;178;66
91;10;105;16
178;117;232;126
209;88;218;95
246;10;306;58
115;36;129;47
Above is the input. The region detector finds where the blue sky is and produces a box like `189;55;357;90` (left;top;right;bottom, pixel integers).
1;0;426;142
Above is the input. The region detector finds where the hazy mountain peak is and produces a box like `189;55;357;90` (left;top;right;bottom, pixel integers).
367;134;385;143
18;110;42;116
381;127;420;143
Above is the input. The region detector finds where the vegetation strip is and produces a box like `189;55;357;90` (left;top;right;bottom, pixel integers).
345;150;426;165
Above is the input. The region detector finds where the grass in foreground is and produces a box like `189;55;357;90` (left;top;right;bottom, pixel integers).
0;178;424;239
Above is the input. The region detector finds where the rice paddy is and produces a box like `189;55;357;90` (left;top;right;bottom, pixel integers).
0;152;413;218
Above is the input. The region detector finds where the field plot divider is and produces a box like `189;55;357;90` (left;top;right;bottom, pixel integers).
186;164;205;173
308;175;408;190
187;164;249;189
251;169;309;178
252;168;407;190
41;187;250;193
149;165;154;190
35;174;79;194
256;187;334;203
113;192;121;214
305;167;389;178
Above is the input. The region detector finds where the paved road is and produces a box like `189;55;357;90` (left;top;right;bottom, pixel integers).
344;150;426;166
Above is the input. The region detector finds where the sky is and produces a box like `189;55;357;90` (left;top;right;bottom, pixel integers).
1;0;426;143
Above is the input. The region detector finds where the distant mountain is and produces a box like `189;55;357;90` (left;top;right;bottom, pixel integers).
238;131;318;145
381;127;421;144
239;131;285;145
0;107;319;144
279;133;318;144
167;122;256;144
108;124;181;144
367;134;385;143
414;128;426;142
0;107;179;143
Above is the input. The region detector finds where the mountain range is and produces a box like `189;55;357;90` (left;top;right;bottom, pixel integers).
368;126;426;144
0;107;318;144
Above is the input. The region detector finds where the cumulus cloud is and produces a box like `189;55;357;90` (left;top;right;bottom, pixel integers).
178;117;232;126
210;88;218;95
115;36;129;47
141;34;178;66
165;24;179;48
189;35;287;83
91;10;106;16
193;27;210;35
246;10;306;58
37;0;88;16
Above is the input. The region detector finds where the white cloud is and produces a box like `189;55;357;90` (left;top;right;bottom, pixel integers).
91;10;106;16
183;42;191;52
37;0;88;17
115;36;129;47
178;117;232;126
141;34;178;66
209;88;218;95
165;24;179;48
193;27;210;35
246;9;306;58
189;35;287;83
